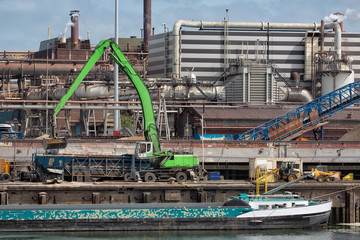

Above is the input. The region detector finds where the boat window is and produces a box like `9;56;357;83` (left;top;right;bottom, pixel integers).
272;204;284;209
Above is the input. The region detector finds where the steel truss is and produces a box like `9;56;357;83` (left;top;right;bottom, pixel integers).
236;81;360;141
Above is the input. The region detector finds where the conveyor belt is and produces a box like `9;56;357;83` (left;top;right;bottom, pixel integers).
236;81;360;141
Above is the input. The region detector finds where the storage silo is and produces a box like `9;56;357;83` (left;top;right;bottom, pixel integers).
321;70;354;95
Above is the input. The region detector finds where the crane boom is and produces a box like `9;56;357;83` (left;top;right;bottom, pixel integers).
53;40;161;154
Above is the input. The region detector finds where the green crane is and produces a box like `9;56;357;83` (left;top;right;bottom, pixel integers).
54;40;160;153
53;40;199;172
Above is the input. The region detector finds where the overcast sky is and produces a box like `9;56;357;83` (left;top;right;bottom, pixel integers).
1;0;360;51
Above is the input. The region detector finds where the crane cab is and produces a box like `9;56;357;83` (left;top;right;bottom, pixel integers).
135;142;154;158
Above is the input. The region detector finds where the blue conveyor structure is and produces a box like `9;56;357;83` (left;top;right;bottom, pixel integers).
236;81;360;141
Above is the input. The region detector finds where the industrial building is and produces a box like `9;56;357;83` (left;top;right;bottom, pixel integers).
148;20;357;98
1;2;360;226
0;5;359;141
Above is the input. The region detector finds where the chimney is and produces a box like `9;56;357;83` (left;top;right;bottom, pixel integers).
143;0;151;51
70;10;80;49
333;12;344;32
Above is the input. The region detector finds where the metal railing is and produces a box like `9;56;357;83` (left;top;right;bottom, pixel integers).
236;81;360;141
0;51;35;59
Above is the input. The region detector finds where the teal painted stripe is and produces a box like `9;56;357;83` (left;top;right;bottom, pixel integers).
0;208;251;221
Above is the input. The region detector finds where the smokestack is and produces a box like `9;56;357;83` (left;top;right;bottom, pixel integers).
320;20;324;53
333;12;344;32
143;0;151;51
70;10;80;49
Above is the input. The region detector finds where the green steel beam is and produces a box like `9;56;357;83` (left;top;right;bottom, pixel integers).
54;40;111;117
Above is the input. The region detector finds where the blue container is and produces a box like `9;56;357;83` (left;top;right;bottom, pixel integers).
208;171;220;181
0;132;23;139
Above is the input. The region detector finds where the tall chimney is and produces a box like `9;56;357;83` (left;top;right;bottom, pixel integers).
340;21;344;32
143;0;151;51
70;10;80;49
333;12;344;32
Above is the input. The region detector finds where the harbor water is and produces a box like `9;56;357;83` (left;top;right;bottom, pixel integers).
0;226;359;240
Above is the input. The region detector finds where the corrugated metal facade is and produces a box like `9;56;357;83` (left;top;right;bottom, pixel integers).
225;65;278;102
148;30;360;83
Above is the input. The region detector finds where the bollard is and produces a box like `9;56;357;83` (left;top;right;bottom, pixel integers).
92;192;101;204
38;192;48;205
143;192;151;203
0;192;8;205
197;191;207;202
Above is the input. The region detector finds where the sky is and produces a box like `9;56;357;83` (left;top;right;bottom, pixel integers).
1;0;360;51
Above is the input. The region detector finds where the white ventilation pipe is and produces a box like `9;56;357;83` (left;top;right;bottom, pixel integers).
172;20;341;78
52;85;114;100
328;22;341;60
279;87;313;103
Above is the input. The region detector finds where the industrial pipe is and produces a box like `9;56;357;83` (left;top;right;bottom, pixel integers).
329;21;341;59
55;85;114;99
279;87;313;103
36;83;223;101
26;84;114;100
0;62;111;77
172;20;341;78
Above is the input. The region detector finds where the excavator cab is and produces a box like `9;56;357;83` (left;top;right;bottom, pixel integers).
135;142;153;158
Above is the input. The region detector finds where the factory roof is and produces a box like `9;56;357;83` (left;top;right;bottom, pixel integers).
190;104;360;121
192;106;291;120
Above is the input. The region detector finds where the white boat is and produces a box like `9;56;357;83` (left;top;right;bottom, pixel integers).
227;193;332;229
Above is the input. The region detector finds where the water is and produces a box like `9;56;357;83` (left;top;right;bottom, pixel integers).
0;226;359;240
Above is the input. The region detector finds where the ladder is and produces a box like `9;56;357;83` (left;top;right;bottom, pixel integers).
83;105;97;137
156;95;170;140
133;109;144;136
236;81;360;141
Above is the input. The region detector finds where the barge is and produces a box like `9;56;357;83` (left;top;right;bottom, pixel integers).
0;194;331;231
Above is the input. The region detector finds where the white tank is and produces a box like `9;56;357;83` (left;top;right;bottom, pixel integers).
59;37;67;44
321;70;354;96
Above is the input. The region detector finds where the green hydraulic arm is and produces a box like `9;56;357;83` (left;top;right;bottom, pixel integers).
53;40;162;155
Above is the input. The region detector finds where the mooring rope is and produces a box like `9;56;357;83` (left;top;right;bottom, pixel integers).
311;183;360;200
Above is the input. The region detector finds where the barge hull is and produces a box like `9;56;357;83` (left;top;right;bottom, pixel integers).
0;212;330;232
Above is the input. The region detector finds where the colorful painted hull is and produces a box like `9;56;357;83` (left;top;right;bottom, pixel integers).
0;201;331;232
